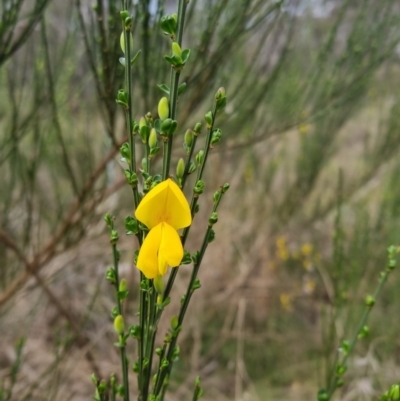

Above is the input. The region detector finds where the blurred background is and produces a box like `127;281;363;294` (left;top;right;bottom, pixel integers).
1;0;400;400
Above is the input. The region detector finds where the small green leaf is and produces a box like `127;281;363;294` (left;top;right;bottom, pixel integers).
131;50;141;65
157;84;170;96
178;82;187;95
181;49;191;63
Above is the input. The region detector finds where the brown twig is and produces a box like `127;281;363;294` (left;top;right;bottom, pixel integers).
0;137;126;307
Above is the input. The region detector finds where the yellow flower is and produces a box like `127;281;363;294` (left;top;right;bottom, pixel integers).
135;179;191;278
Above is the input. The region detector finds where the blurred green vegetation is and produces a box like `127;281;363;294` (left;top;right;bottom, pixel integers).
1;0;400;400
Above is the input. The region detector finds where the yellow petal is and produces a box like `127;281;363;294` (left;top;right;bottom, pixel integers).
159;222;184;273
135;179;191;230
136;223;162;279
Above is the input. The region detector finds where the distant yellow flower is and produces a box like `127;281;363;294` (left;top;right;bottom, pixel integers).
280;292;293;312
135;179;191;279
301;243;313;256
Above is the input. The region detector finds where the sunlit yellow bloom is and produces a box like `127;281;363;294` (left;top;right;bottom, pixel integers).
135;179;191;278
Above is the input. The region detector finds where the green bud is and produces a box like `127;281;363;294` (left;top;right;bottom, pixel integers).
139;125;150;144
116;89;128;107
154;275;164;295
125;216;139;235
194;122;202;135
124;170;138;187
204;111;213;128
365;295;375;308
129;325;141;339
215;87;227;111
182;250;192;264
192;278;201;290
188;161;196;174
339;340;350;355
120;142;130;162
106;267;116;283
149;128;158;149
171;13;177;23
335;364;347;376
209;212;218;225
142;158;148;172
114;315;125;335
194;180;205;195
160;118;177;136
120;32;134;54
171;315;179;330
119;278;127;293
184;129;194;151
389;384;400;401
195;150;204;166
222;183;230;192
215;87;226;100
160;15;177;36
98;380;107;393
120;10;129;21
124;16;132;28
139;116;147;130
210;128;222;145
317;389;328;401
91;373;98;385
172;346;180;361
110;229;119;244
208;229;215;243
158;97;169;121
176;158;185;179
172;42;182;58
358;325;370;339
213;190;221;203
104;213;113;227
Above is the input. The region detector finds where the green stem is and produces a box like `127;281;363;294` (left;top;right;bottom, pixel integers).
153;225;213;397
162;0;187;180
181;133;198;189
122;1;139;209
153;188;228;398
326;266;394;400
138;273;146;401
109;223;130;401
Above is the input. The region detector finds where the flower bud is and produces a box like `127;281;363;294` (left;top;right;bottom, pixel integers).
204;111;213;128
215;87;227;111
194;122;202;135
172;42;182;58
119;278;127;293
194;180;205;195
158;97;169;121
120;31;134;54
365;295;375;308
176;158;185;179
154;275;164;295
184;129;193;150
139;116;147;129
114;315;125;335
149;128;158;149
208;212;218;225
170;315;179;330
195;150;204;166
211;128;222;145
120;10;129;21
